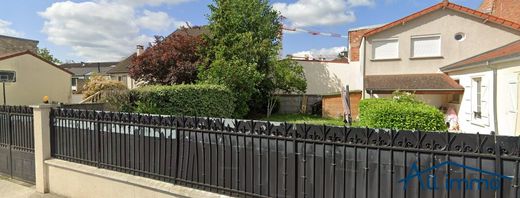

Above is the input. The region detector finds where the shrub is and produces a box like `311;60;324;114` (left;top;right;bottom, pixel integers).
392;90;421;104
358;98;447;131
82;74;127;99
103;90;133;112
130;84;235;117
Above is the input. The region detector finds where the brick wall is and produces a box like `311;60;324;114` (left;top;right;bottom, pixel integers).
478;0;494;13
322;92;362;119
348;28;373;62
478;0;520;24
0;35;38;55
494;0;520;24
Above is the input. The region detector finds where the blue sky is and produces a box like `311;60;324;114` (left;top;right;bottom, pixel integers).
0;0;481;62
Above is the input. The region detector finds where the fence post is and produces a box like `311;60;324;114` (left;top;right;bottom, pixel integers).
31;104;57;193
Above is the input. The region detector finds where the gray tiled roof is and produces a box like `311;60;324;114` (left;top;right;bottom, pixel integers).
59;62;118;76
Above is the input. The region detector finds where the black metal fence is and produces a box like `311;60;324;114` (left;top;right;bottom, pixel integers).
0;106;35;183
50;108;520;198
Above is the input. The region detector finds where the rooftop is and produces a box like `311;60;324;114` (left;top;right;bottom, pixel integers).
441;40;520;71
365;73;464;93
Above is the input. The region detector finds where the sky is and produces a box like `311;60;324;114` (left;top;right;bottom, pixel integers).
0;0;481;62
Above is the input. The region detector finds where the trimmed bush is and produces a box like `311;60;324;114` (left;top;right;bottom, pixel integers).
131;84;235;117
82;74;127;99
358;98;447;131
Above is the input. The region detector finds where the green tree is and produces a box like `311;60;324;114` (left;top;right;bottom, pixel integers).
37;48;61;64
198;0;284;117
266;59;307;117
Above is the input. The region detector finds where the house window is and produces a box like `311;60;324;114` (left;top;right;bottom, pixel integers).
411;35;441;58
118;75;127;82
372;38;399;60
472;77;482;119
454;32;466;41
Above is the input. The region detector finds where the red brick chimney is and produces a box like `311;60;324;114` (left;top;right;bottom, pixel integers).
348;27;376;62
478;0;520;24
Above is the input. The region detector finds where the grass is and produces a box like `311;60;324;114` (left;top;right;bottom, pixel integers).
260;114;346;126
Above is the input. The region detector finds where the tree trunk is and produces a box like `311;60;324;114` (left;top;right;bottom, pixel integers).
266;95;277;118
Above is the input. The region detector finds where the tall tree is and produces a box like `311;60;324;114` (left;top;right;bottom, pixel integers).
266;59;307;117
37;48;61;64
130;28;206;85
198;0;283;117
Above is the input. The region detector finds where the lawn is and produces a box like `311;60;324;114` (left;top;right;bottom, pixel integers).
260;114;346;126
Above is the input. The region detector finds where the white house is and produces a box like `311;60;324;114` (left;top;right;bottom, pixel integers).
441;40;520;136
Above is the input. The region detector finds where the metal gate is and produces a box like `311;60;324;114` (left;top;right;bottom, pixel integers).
0;106;35;183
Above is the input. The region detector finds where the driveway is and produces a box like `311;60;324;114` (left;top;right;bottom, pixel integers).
0;176;62;198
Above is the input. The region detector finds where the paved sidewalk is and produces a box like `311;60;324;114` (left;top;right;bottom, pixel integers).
0;177;62;198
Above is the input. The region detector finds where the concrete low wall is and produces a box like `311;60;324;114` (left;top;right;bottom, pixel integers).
45;159;228;198
277;94;322;114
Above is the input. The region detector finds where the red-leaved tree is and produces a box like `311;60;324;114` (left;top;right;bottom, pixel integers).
129;27;206;85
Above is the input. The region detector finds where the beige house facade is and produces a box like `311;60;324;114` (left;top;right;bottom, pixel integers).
0;51;72;105
349;1;520;135
364;9;520;76
352;1;520;134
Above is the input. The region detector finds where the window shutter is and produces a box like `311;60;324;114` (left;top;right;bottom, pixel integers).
411;36;441;57
464;84;471;121
508;80;518;113
373;39;399;59
481;80;490;126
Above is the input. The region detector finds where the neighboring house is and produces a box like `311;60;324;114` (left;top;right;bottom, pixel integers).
0;51;72;105
107;52;138;89
59;62;118;93
109;26;209;89
349;0;520;134
0;35;38;55
441;40;520;136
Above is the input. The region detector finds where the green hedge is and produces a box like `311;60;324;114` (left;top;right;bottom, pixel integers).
358;98;447;131
130;84;235;117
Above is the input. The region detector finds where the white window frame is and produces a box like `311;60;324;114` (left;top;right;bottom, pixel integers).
471;76;489;126
410;34;442;58
372;38;399;60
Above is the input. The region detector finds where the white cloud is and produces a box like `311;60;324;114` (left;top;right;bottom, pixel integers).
39;1;189;61
137;10;185;31
0;19;23;37
348;0;374;6
103;0;193;6
292;46;347;59
273;0;374;27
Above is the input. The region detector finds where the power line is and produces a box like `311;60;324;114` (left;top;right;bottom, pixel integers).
281;26;348;39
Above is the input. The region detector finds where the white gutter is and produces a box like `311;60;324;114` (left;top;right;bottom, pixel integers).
361;37;367;99
485;61;500;134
